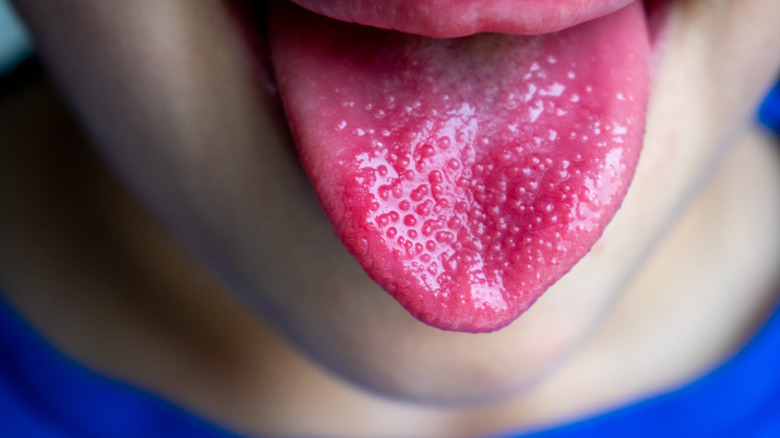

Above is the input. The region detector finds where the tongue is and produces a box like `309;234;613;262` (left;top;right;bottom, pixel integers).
268;1;649;332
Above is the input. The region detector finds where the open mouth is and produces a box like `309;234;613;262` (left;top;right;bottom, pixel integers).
230;0;670;333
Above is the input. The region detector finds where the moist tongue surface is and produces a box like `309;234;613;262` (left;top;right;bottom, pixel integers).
269;1;649;332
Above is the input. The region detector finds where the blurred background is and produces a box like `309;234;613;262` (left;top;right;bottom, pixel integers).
0;0;31;76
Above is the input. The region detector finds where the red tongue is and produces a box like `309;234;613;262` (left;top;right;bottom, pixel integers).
269;1;649;332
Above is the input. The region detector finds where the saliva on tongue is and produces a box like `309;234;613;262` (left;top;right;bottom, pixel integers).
269;1;649;332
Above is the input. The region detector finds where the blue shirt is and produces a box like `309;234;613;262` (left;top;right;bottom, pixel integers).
1;290;780;438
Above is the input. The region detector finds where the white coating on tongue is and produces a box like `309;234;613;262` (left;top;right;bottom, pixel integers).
269;1;649;332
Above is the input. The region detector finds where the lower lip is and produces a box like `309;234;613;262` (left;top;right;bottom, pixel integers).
284;0;639;37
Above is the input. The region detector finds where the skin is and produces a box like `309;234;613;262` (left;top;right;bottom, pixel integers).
2;0;780;436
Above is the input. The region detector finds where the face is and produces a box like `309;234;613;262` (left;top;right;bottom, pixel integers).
14;0;780;403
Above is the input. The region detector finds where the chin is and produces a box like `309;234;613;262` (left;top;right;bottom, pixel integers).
274;251;619;404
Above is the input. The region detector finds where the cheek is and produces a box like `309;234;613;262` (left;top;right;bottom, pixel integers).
635;0;780;223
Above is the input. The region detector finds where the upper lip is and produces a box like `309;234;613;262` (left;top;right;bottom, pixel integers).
284;0;638;37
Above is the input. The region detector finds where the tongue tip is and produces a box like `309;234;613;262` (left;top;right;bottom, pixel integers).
384;281;521;333
344;232;557;333
410;301;530;333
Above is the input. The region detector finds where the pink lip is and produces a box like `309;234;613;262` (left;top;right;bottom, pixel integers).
286;0;637;37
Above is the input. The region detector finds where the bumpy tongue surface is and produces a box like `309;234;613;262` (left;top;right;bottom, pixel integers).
269;1;649;332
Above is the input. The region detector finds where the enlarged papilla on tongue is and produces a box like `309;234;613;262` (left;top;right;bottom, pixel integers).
269;1;649;332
